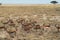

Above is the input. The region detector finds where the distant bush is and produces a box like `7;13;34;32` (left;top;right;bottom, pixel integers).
0;3;2;5
50;1;58;4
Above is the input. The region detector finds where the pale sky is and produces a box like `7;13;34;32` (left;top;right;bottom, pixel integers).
0;0;60;4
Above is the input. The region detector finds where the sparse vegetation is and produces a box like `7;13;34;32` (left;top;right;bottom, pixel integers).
0;5;60;40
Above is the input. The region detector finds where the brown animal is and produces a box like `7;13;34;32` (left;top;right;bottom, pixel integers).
22;22;33;33
16;18;25;23
55;24;60;32
5;26;17;38
34;25;41;29
1;20;9;24
0;26;5;29
31;20;37;26
43;23;50;28
19;18;32;32
39;23;51;32
33;24;41;32
56;27;60;32
7;19;15;26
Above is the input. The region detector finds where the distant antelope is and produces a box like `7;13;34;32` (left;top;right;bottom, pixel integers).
22;22;33;33
41;23;51;33
5;26;17;38
7;19;15;26
30;20;37;26
34;24;41;29
16;18;25;24
43;23;50;28
55;24;60;32
34;24;41;32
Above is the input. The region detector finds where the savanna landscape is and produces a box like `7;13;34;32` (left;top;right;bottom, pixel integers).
0;4;60;40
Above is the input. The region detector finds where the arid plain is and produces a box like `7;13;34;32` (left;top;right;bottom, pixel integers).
0;4;60;40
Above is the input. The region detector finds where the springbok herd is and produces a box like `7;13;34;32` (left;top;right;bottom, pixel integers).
0;5;60;40
0;16;60;40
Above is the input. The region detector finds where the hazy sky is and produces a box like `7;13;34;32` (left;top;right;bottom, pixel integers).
0;0;60;4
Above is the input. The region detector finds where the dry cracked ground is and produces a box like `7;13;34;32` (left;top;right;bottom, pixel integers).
0;4;60;40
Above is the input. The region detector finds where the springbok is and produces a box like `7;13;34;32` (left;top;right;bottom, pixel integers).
55;24;60;32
